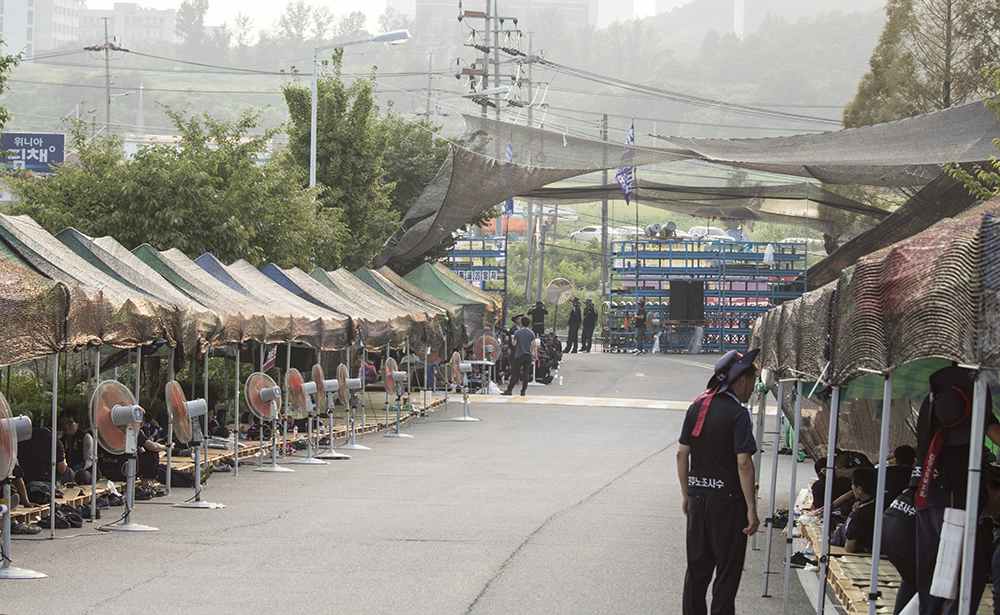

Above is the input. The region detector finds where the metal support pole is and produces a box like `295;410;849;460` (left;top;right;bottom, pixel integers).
166;348;174;492
762;380;785;597
90;349;99;519
752;382;768;550
49;354;59;540
782;380;804;609
816;386;840;615
234;346;240;476
203;348;210;476
867;374;894;615
959;372;988;613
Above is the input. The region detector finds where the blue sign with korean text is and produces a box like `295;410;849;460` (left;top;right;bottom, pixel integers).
1;133;65;174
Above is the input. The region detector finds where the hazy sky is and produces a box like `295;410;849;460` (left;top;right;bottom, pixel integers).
82;0;678;37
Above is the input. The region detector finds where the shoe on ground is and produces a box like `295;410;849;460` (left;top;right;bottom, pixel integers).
201;464;214;485
501;390;512;396
11;521;40;535
520;391;526;396
789;552;809;568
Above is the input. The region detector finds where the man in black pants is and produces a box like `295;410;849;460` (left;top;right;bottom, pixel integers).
565;297;581;353
677;349;760;615
502;316;536;396
98;429;170;487
580;298;598;352
527;300;547;336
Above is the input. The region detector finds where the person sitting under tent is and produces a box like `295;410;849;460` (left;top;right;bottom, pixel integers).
97;429;170;490
17;418;70;502
7;461;41;534
359;359;377;385
810;457;852;514
59;410;95;485
813;448;874;517
830;467;878;553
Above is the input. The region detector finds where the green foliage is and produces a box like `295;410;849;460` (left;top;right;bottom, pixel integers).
282;50;398;270
7;108;331;269
843;0;1000;128
945;63;1000;200
0;43;21;133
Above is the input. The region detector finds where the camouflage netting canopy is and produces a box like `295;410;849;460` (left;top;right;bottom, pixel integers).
381;101;1000;264
748;194;1000;460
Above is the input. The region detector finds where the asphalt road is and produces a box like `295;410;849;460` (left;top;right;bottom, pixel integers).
3;350;830;615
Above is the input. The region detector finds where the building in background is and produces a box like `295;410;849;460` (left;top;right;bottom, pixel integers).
80;2;176;46
1;0;82;58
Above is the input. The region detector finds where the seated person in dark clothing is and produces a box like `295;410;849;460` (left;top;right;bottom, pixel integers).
16;420;71;492
811;457;852;511
831;466;879;553
884;445;915;504
817;448;875;514
59;410;96;485
98;430;169;487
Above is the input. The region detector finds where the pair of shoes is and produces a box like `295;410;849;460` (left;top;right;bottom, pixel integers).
201;464;214;485
501;390;512;396
11;521;41;534
788;552;815;568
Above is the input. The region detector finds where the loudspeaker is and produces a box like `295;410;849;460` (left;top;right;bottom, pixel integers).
669;281;704;321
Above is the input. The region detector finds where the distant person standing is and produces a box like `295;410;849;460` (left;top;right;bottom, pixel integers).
527;300;548;336
566;297;581;354
502;316;537;397
677;349;760;615
633;299;647;355
580;298;598;352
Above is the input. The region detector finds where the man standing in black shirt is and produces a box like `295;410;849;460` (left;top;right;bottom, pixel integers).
580;299;598;352
565;298;581;354
527;300;547;336
503;316;536;396
677;349;760;615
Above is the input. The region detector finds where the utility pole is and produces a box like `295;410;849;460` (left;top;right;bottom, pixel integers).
84;17;128;133
425;53;433;117
535;218;547;304
600;114;609;297
523;31;535;303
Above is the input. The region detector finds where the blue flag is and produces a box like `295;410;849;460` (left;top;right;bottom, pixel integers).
615;121;635;204
503;136;515;218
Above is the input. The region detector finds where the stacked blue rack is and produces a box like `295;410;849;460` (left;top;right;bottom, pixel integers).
445;237;508;319
607;238;807;353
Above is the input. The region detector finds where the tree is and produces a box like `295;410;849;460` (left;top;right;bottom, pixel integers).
380;114;450;215
843;0;1000;128
377;7;412;34
337;11;369;39
175;0;209;48
946;63;1000;200
278;0;313;50
0;44;21;133
282;49;397;271
7;108;335;269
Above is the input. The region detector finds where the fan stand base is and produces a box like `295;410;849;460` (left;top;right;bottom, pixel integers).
453;416;481;422
318;450;353;458
255;464;295;473
334;444;369;451
100;522;158;532
290;457;328;465
384;430;413;438
0;567;47;579
174;500;225;509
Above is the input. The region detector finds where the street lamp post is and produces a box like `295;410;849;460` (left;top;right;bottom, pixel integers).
432;86;510;141
310;29;410;188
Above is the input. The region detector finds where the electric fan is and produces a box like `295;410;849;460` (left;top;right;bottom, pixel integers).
334;363;369;452
383;358;412;438
473;334;500;362
0;393;45;580
92;380;157;532
245;372;292;473
450;352;478;422
166;381;223;509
